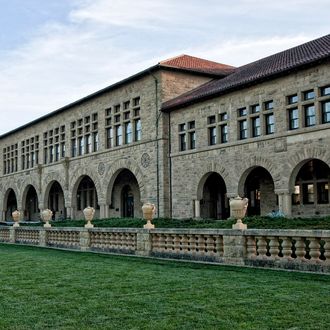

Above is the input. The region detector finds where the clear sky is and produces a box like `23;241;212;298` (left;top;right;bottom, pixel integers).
0;0;329;135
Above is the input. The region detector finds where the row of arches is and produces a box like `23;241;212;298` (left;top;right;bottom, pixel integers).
196;158;330;218
2;158;330;221
3;169;141;221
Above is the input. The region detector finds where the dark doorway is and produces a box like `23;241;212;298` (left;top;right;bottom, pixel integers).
122;185;134;217
201;173;228;219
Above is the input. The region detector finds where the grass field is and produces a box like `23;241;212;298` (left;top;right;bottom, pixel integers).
0;244;329;329
20;215;330;230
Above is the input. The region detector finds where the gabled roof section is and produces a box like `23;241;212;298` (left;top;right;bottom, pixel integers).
159;54;236;77
162;34;330;112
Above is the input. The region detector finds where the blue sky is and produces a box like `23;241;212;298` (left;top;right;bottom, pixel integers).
0;0;329;135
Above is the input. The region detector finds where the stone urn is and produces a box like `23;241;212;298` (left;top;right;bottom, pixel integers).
230;196;248;230
41;209;53;228
12;210;21;227
142;203;156;229
83;206;95;228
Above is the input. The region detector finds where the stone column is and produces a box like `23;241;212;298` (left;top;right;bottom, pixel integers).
99;202;109;219
66;206;72;220
136;230;152;256
0;210;5;222
223;234;246;265
276;190;292;217
194;200;201;219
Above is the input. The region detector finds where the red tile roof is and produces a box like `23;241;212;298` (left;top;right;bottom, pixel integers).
159;54;236;77
162;34;330;112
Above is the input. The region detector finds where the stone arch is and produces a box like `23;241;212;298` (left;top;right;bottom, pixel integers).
21;184;40;221
105;159;147;204
287;148;330;192
19;179;40;210
237;156;281;195
69;166;103;205
237;165;276;216
3;188;18;220
43;173;67;207
191;162;233;200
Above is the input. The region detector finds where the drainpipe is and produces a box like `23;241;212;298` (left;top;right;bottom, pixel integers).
148;70;160;218
169;111;172;218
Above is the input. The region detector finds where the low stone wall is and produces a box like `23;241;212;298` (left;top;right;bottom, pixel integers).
0;226;329;273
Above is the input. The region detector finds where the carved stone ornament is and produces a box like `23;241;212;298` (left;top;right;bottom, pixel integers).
141;153;151;168
98;162;105;176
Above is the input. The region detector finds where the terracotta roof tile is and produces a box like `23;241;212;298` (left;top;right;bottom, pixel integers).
160;54;236;76
162;34;330;112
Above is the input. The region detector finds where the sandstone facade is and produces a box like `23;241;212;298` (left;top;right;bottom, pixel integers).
1;37;330;221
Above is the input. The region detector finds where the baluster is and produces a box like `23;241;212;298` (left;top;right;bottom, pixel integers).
256;236;268;258
268;236;280;259
205;235;214;256
308;237;321;262
294;237;306;260
323;238;330;263
246;236;257;259
215;236;223;256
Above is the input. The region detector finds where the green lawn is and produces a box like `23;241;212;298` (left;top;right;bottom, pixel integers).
0;244;329;329
21;215;330;229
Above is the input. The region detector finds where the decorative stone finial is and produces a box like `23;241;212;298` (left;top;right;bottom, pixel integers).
41;209;53;228
230;196;248;230
83;206;95;228
142;203;156;229
12;210;21;227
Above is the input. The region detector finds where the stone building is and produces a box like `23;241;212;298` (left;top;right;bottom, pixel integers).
1;34;330;221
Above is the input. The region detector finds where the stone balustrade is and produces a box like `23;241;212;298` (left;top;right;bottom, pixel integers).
0;226;329;273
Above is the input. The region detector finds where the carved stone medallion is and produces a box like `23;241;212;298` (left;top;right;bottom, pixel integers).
98;162;105;175
141;153;151;168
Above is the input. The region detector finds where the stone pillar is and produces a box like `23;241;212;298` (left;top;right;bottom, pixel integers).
39;228;47;247
66;206;72;220
136;230;152;256
79;229;90;251
99;203;109;219
222;234;246;265
0;210;5;222
276;190;292;217
9;227;16;243
194;200;201;219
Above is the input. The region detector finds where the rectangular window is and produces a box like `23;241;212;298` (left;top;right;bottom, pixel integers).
220;124;228;143
238;107;247;117
304;104;316;127
264;100;274;111
209;127;216;145
134;119;142;141
179;134;186;151
93;132;99;151
61;143;66;158
208;115;216;125
78;137;84;155
288;108;299;130
106;127;113;148
303;90;315;100
265;114;275;135
321;85;330;96
189;131;196;149
133;97;140;107
292;185;300;205
49;146;54;163
302;183;314;204
55;144;60;161
71;139;77;157
125;122;132;144
115;125;122;146
239;120;248;139
85;135;91;154
317;182;329;204
219;112;228;121
188;121;195;130
288;94;298;104
251;104;260;114
322;101;330;123
251;117;261;137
